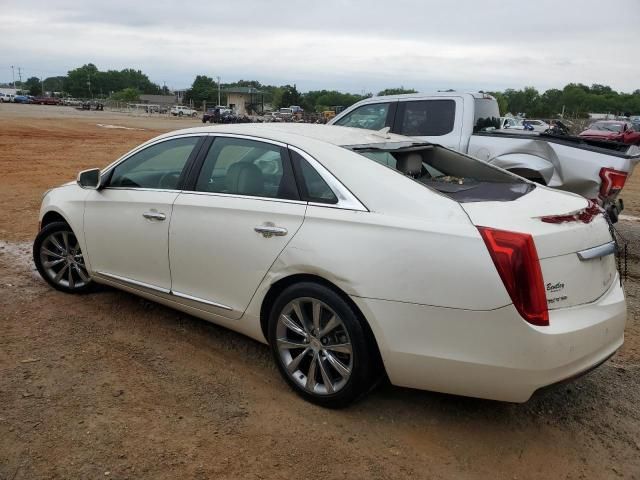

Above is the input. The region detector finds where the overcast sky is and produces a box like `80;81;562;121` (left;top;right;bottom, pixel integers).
1;0;638;94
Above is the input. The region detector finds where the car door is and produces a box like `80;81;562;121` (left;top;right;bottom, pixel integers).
83;135;203;292
168;135;306;319
392;97;463;150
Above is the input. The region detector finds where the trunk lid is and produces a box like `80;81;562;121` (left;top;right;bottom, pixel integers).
463;186;617;310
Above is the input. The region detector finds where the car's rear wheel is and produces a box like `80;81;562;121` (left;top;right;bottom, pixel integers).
33;221;93;293
268;282;378;408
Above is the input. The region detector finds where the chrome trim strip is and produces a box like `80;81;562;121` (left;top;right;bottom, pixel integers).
171;290;233;311
96;271;233;311
101;133;207;177
288;145;368;212
205;132;287;148
95;271;171;294
577;241;616;261
176;190;307;205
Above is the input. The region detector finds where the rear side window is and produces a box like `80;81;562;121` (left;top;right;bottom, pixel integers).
290;150;338;204
193;137;298;200
333;103;391;130
396;99;456;136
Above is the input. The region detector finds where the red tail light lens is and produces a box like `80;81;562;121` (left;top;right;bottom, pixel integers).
599;168;627;199
478;227;549;326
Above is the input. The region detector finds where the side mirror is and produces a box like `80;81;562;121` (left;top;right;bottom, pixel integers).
77;168;101;189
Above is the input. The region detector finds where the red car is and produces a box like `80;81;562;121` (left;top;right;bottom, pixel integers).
33;96;61;105
579;120;640;145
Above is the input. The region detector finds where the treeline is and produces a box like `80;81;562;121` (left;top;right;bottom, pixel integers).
17;63;164;98
9;63;640;116
488;84;640;118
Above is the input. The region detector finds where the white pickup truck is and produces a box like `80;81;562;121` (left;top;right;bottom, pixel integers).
329;92;640;221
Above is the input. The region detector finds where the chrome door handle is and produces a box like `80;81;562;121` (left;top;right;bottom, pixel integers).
143;211;166;221
254;224;288;238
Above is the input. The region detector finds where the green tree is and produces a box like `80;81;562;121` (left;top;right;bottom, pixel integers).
183;75;217;106
110;87;141;102
43;76;67;94
377;87;417;96
25;77;42;96
278;84;301;108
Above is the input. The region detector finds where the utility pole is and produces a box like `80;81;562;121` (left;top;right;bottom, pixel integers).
17;66;22;84
41;76;44;96
217;76;221;106
87;73;92;99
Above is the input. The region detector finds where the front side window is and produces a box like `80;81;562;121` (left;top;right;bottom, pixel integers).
333;103;391;130
108;136;200;189
194;137;298;200
396;99;456;136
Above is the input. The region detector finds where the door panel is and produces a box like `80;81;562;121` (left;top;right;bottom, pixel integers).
169;194;306;318
84;189;179;291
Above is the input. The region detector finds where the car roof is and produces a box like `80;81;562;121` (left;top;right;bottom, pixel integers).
160;123;416;147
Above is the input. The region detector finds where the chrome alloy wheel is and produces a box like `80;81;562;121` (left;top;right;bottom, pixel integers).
276;297;353;395
39;230;90;289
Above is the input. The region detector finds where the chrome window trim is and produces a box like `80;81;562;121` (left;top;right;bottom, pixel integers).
204;132;287;148
96;271;171;294
172;291;233;311
288;145;368;212
101;187;183;194
177;190;308;205
100;133;206;178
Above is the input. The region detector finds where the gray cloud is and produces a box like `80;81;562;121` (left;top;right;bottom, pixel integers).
1;0;638;93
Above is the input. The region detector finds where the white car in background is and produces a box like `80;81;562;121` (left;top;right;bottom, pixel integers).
0;92;15;102
34;123;626;407
170;105;198;117
522;119;551;132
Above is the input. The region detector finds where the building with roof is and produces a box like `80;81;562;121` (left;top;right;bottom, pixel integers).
226;87;264;115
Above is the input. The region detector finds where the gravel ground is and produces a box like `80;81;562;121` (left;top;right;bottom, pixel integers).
0;104;639;479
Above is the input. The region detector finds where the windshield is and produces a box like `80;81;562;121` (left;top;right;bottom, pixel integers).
591;122;624;132
348;144;534;203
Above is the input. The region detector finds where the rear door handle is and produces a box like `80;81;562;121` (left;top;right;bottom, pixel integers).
143;211;166;221
254;224;288;238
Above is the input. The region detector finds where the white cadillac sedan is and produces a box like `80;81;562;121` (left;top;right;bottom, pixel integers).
34;123;626;408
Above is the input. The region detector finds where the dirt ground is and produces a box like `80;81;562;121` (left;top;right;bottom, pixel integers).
1;104;639;479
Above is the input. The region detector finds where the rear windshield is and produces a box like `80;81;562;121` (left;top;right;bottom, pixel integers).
350;144;534;203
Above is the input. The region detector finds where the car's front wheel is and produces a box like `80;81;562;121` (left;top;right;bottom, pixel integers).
33;221;93;293
268;282;379;408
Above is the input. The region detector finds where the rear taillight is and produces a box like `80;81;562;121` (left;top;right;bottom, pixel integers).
478;227;549;326
599;168;627;199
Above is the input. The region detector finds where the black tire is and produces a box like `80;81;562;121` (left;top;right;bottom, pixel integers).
178;111;183;117
33;221;93;294
267;282;379;408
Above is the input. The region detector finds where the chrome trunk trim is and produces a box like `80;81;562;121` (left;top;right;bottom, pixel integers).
577;241;616;261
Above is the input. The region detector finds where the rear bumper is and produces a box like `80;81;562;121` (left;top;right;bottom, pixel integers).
352;276;626;402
